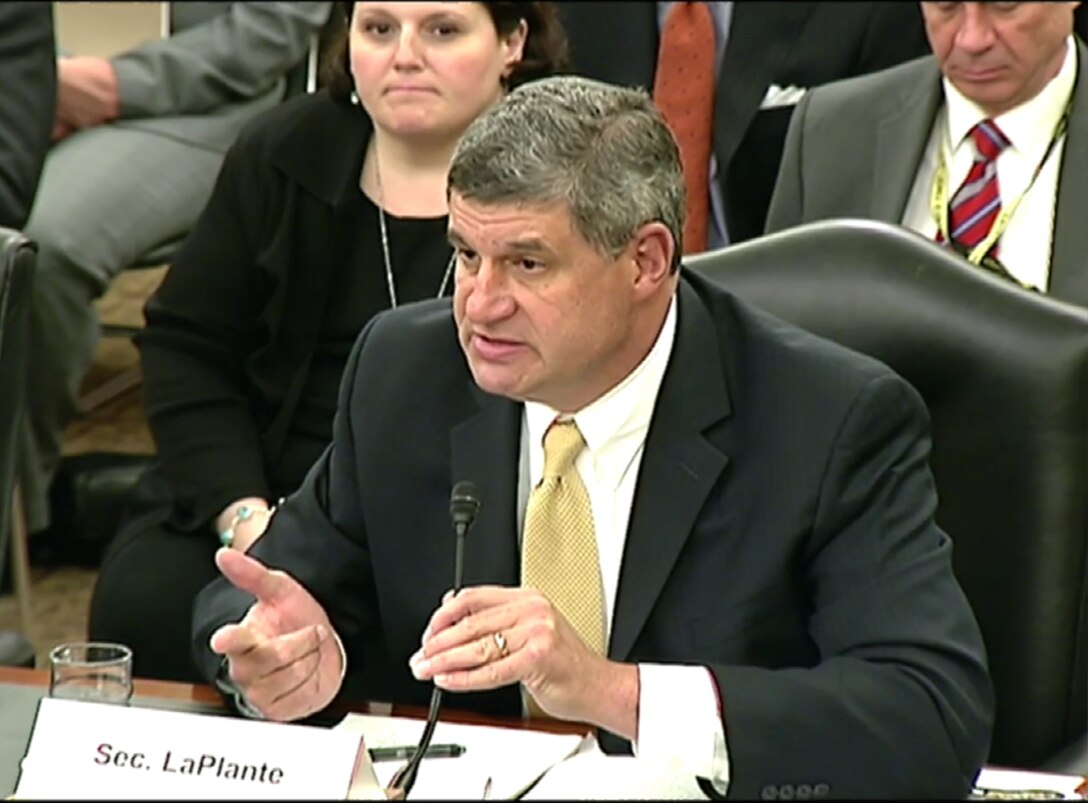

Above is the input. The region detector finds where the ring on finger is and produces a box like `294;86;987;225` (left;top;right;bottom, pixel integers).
492;631;509;659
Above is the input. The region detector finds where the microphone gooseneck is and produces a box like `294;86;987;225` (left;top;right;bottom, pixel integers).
386;482;481;800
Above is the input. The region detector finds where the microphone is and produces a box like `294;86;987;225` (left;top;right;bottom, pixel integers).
449;480;480;587
386;481;481;800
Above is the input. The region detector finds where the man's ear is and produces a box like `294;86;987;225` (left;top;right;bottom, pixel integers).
630;221;675;295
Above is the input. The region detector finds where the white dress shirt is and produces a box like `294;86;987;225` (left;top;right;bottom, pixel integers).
519;293;731;791
901;36;1076;291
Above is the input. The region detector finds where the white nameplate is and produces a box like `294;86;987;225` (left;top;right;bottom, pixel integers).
16;697;383;800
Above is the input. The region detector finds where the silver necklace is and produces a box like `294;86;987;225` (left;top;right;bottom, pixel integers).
374;153;456;308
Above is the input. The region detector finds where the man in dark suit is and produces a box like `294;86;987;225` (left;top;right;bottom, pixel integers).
559;1;930;247
0;3;55;229
192;76;993;798
766;2;1085;303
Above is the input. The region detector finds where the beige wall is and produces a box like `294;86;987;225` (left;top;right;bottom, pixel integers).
53;2;164;58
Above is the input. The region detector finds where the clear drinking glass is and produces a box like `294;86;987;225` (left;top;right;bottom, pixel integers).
48;641;133;704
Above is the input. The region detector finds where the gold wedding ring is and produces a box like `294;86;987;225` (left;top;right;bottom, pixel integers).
492;632;509;659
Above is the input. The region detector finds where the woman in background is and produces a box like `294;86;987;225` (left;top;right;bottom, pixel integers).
88;1;569;682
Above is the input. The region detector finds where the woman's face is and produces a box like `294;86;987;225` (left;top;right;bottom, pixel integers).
350;2;527;142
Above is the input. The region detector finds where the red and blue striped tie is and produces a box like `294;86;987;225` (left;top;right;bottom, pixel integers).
946;119;1011;257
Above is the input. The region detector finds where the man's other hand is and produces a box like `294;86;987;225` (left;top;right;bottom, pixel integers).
410;586;637;740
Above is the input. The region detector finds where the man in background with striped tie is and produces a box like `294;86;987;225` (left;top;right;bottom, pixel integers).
193;75;992;799
767;2;1087;304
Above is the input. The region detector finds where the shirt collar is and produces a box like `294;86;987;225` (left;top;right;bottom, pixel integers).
944;35;1076;159
525;292;679;489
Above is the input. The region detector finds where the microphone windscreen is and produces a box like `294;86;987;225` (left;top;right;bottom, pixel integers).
449;481;481;527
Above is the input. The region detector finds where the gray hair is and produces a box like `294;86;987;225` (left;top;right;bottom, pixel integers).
448;75;686;270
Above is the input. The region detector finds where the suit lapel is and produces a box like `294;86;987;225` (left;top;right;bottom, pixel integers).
609;279;731;661
1047;41;1088;307
450;386;521;587
714;3;813;173
871;61;945;224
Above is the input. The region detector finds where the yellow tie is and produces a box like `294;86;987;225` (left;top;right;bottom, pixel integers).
521;421;606;716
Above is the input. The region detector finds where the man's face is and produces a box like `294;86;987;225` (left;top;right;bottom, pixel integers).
921;2;1077;116
449;194;660;413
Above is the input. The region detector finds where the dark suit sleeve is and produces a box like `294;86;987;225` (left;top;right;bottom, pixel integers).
192;314;380;694
0;3;56;229
137;127;277;530
710;374;993;799
763;91;811;234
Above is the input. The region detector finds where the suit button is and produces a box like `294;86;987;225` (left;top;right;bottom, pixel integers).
760;785;777;799
796;784;812;799
813;783;830;798
778;784;795;799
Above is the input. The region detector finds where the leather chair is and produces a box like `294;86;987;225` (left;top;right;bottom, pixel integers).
0;228;38;667
687;218;1088;773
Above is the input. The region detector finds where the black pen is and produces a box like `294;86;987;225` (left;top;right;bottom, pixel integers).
368;743;467;762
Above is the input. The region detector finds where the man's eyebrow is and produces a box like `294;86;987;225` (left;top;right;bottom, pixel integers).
505;238;553;255
446;231;555;256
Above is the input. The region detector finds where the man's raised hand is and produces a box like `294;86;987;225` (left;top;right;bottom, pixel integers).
209;548;344;721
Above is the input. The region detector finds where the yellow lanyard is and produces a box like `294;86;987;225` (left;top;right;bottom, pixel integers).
930;94;1072;266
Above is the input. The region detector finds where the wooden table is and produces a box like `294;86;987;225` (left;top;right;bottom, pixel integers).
0;664;589;795
0;665;588;731
1;665;221;709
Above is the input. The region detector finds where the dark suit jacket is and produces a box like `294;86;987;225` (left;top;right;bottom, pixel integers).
765;43;1088;307
193;271;993;798
559;1;930;244
0;3;55;228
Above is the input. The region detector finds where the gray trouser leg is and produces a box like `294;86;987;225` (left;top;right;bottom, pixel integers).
19;123;223;533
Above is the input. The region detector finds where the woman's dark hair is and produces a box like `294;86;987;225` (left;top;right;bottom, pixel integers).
321;1;570;103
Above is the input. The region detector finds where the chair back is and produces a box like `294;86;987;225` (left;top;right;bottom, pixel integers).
686;218;1088;768
0;229;36;582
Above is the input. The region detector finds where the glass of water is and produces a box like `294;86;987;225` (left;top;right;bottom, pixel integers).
48;642;133;704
